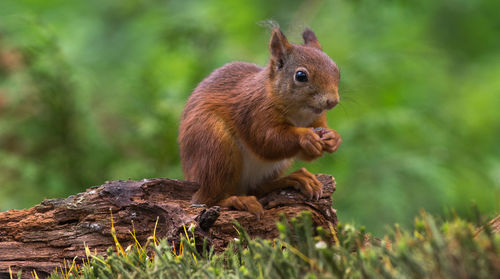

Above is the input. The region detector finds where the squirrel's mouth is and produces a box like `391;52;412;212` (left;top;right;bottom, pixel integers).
308;106;323;114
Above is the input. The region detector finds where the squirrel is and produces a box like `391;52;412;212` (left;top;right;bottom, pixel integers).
178;27;341;219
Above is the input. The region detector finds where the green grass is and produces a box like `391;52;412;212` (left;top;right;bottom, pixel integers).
39;211;500;279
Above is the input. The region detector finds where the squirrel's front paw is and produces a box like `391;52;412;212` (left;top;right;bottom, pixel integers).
317;128;342;153
298;128;323;160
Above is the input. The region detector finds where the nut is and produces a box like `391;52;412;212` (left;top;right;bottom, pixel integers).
313;127;328;138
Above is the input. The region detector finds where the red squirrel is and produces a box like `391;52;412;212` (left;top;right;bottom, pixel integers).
178;27;341;218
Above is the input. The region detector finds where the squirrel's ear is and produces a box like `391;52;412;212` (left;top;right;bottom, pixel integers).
269;28;292;69
302;28;322;50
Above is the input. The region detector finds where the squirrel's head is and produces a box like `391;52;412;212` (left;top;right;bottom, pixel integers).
267;28;340;123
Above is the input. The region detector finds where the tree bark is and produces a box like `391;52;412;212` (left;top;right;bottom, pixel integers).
0;174;337;278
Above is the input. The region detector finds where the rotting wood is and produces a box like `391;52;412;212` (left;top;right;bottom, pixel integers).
0;174;337;278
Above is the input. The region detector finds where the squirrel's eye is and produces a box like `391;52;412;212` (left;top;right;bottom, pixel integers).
295;71;308;82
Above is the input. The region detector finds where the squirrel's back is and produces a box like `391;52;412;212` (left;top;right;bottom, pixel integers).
182;62;263;116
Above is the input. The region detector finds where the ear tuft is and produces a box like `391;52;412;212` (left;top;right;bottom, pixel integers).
302;28;322;50
269;28;292;69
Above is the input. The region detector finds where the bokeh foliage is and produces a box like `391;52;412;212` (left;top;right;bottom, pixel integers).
0;0;499;234
47;212;500;279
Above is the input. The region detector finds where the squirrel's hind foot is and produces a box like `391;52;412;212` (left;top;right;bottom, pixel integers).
218;195;265;220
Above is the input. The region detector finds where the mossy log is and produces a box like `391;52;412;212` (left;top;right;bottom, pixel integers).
0;174;337;278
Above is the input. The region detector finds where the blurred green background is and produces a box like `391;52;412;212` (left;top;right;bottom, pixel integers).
0;0;499;235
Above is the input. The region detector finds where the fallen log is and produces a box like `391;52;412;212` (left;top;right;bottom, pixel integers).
0;174;337;278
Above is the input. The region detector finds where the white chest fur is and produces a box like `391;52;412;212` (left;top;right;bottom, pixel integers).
238;141;292;193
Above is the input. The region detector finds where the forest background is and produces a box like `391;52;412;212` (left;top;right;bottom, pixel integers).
0;0;499;235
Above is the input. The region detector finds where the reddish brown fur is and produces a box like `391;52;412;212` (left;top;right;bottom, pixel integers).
178;27;341;218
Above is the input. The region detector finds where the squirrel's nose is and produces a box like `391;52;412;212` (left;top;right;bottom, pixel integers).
326;99;338;110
